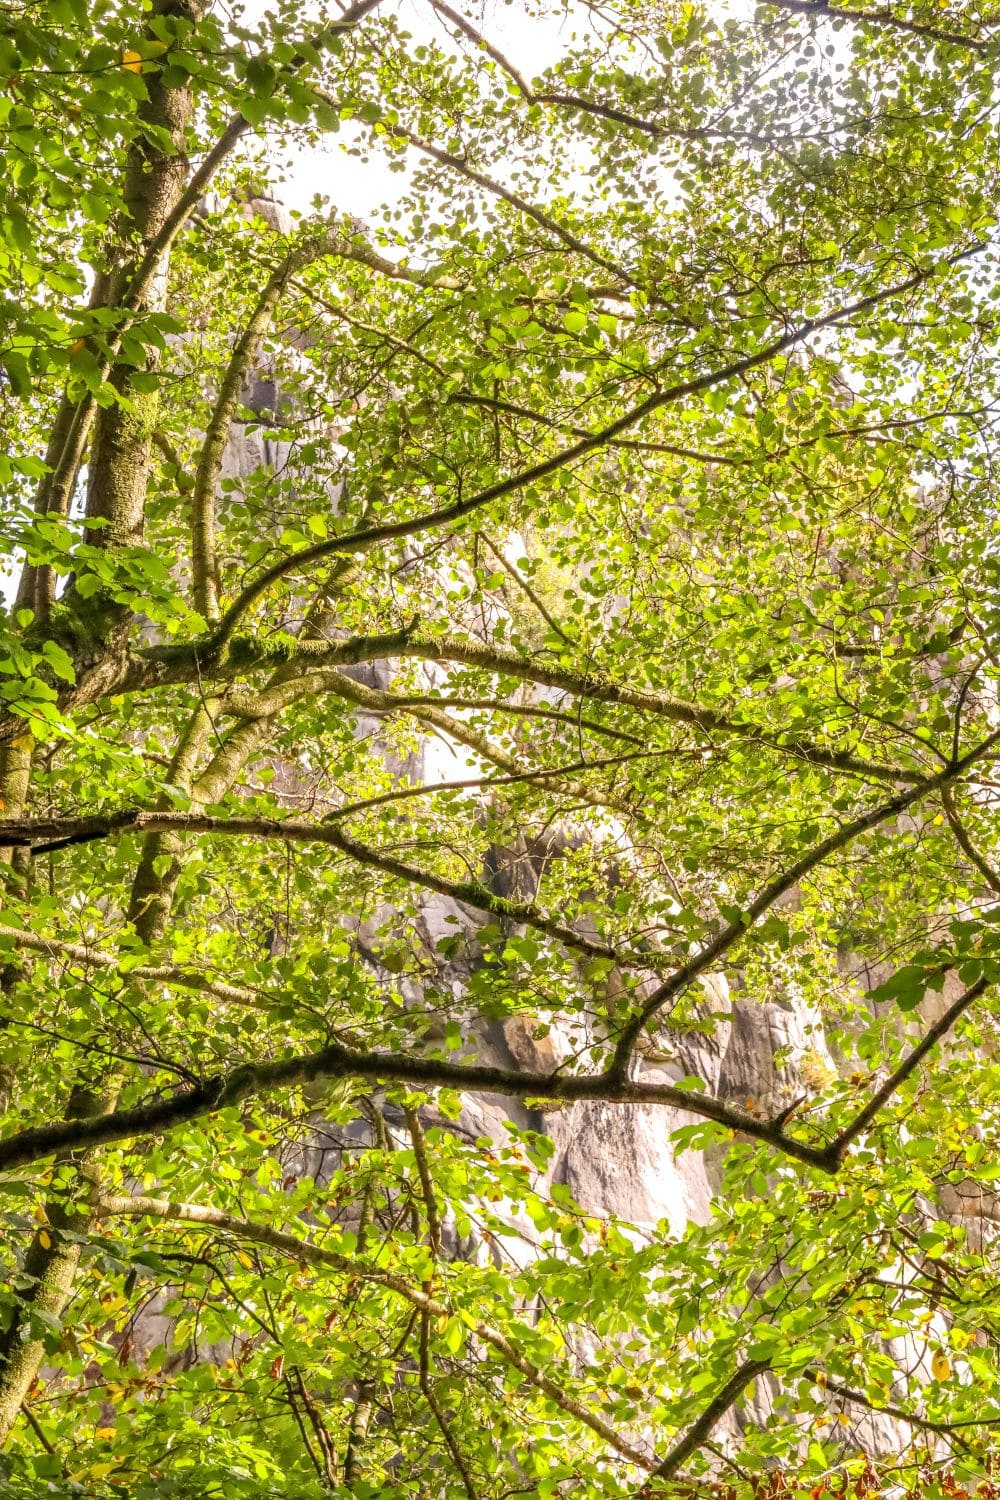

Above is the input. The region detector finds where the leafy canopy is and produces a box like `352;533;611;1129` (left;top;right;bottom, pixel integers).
2;0;1000;1495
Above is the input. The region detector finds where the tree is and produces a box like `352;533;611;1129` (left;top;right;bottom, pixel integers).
1;0;1000;1492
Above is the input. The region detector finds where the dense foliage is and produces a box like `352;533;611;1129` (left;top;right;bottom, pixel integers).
2;0;1000;1493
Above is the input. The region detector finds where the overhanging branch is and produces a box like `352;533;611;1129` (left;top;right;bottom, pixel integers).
0;1041;834;1177
133;631;917;786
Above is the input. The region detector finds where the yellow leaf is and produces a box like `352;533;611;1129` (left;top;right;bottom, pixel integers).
121;49;142;73
38;1229;51;1250
95;1427;116;1440
234;1251;254;1270
932;1349;952;1381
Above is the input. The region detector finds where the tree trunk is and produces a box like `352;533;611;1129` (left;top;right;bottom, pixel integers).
0;12;206;1435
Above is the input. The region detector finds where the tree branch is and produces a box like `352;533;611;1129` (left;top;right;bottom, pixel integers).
0;923;271;1010
806;1368;1000;1434
336;690;645;746
92;1190;657;1470
609;728;1000;1073
635;1359;769;1494
761;0;989;53
453;392;746;467
190;237;330;620
0;809;634;965
134;631;914;787
0;1036;835;1178
940;784;1000;895
826;973;989;1164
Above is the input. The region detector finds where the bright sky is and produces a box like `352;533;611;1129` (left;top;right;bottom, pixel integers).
240;0;588;218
